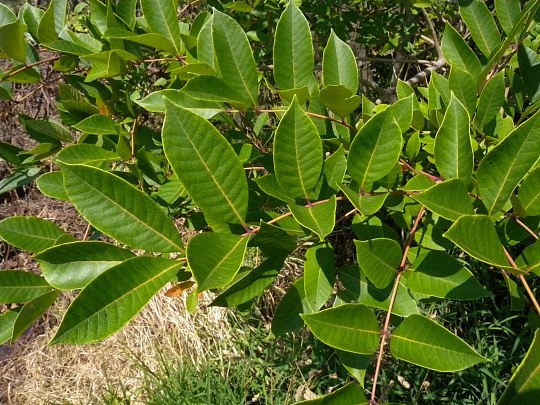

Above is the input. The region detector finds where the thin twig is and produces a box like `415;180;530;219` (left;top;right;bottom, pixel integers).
503;246;540;315
253;109;356;130
421;8;443;60
0;55;61;82
510;216;539;240
405;58;446;87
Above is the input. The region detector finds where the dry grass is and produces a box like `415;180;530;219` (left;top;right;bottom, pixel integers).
0;290;233;405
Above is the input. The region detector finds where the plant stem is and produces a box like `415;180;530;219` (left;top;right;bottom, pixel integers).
0;55;61;82
502;246;540;315
510;216;539;240
253;108;356;130
370;206;426;404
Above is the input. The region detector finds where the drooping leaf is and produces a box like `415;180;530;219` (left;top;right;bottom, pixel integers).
477;109;540;216
443;215;513;270
273;0;313;91
475;70;505;132
140;0;181;54
62;164;184;253
274;97;323;199
411;179;474;221
322;29;358;94
336;349;371;386
0;270;54;304
51;256;182;344
187;233;249;292
347;110;402;189
301;304;380;355
0;216;69;253
441;23;482;80
354;238;401;289
289;196;336;240
35;241;135;290
458;0;501;57
304;243;335;312
0;167;42;195
10;290;60;343
518;167;540;216
272;277;312;336
497;329;540;404
104;28;176;53
295;382;368;404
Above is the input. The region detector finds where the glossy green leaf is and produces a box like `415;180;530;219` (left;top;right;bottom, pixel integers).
116;0;137;29
253;221;297;256
22;117;73;142
518;167;540;216
37;0;67;43
274;97;323;199
73;114;118;135
136;89;223;118
336;349;370;386
212;9;258;107
411;179;474;221
475;70;505;131
498;329;540;404
348;110;402;189
0;216;68;253
516;241;540;276
340;184;388;216
36;172;69;201
104;28;176;53
354;238;401;289
441;23;482;79
388;94;414;133
404;250;492;300
319;85;361;118
449;66;477;115
443;215;513;269
20;3;44;39
495;0;522;36
56;144;120;167
518;46;540;104
304;243;335;312
0;19;27;63
458;0;501;57
477;109;540;216
322;29;358;94
323;145;347;190
289;196;336;240
140;0;181;54
295;382;368;404
0;270;54;304
273;0;313;90
11;290;59;343
301;304;380;355
253;174;295;204
391;314;487;371
434;94;473;183
187;233;249;292
62;164;184;253
0;310;19;345
163;99;249;230
84;51;126;81
272;276;311;336
51;256;181;344
35;241;135;290
0;167;42;195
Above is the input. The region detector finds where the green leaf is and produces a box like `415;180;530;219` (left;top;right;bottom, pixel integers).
84;51;126;81
22;117;73;142
187;233;249;292
253;221;297;256
323;145;347;190
35;241;135;290
391;314;487;371
495;0;522;36
304;243;335;311
477;109;540;216
516;241;540;276
274;97;323;199
273;0;313;90
36;172;69;201
11;290;60;343
441;23;482;79
56;144;120;168
140;0;181;54
319;85;361;118
0;310;19;345
253;174;295;204
497;329;540;404
354;238;401;289
0;216;68;253
272;276;311;336
104;29;176;53
449;66;477;115
434;94;473;183
62;164;183;253
347;110;402;189
135;89;223;118
443;215;513;270
0;19;27;63
0;270;54;304
388;94;414;133
295;382;368;404
518;167;540;216
73;114;119;135
301;304;380;355
458;0;501;57
411;179;474;221
322;29;358;94
51;256;181;344
212;9;258;107
163;99;249;230
404;250;492;300
336;349;370;386
37;0;67;43
518;46;540;104
289;196;337;241
0;167;42;195
340;184;388;216
475;70;505;131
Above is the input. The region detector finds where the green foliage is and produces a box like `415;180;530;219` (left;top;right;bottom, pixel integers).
1;0;540;403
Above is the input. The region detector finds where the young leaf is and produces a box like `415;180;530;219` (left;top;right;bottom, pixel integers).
187;233;249;292
477;109;540;216
404;250;492;300
301;304;380;355
441;23;482;80
322;29;358;94
443;215;513;270
411;179;474;221
304;243;336;312
163;99;249;231
272;276;312;336
274;97;323;199
475;70;505;132
62;164;184;253
295;382;367;404
497;329;540;404
273;0;313;90
517;167;540;216
34;241;135;290
354;238;401;289
0;216;69;253
289;196;336;241
391;314;487;371
51;257;181;344
458;0;501;57
140;0;181;54
347;110;402;189
434;94;473;183
0;270;54;304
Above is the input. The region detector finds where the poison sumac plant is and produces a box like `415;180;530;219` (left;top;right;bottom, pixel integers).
1;0;540;403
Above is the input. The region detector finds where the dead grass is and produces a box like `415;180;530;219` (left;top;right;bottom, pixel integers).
0;290;233;405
